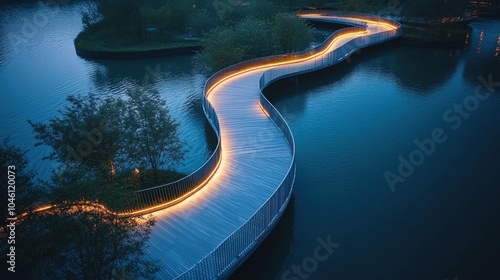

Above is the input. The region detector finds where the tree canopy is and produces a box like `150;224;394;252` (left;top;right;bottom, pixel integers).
196;13;313;72
4;203;158;279
29;88;185;190
0;139;46;224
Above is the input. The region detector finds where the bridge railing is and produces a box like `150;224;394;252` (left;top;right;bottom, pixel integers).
118;84;222;215
299;10;402;29
119;12;400;216
176;12;401;279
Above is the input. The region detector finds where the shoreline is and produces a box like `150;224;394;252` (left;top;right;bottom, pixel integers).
74;44;203;60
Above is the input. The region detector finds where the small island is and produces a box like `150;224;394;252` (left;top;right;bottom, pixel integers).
2;0;499;279
74;0;490;61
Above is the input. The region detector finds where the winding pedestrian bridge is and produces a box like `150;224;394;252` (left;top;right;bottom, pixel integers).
136;12;402;279
15;11;402;279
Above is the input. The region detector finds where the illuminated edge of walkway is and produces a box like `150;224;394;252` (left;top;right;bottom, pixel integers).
143;13;402;279
14;12;401;280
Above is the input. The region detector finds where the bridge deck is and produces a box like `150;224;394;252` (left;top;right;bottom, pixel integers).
145;15;398;279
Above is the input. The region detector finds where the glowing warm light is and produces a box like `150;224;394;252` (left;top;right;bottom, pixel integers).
297;14;399;30
110;161;116;176
478;31;484;53
207;30;368;95
259;104;271;118
15;14;400;221
119;155;223;217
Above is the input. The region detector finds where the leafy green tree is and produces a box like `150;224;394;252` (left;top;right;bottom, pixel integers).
196;26;246;71
30;88;186;188
234;17;274;58
82;0;145;41
0;139;45;224
196;13;314;72
188;8;219;37
142;5;173;39
12;205;158;279
166;0;194;33
122;88;186;184
29;94;123;181
273;13;313;52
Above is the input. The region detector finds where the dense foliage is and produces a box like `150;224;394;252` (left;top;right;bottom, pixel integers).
0;142;158;278
0;139;45;221
3;204;158;278
195;13;313;71
29;88;185;192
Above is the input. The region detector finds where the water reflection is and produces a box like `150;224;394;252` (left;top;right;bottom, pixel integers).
365;45;463;95
0;2;211;178
495;34;500;57
264;56;359;112
464;31;471;49
88;56;195;90
268;44;462;98
463;20;500;85
478;30;485;53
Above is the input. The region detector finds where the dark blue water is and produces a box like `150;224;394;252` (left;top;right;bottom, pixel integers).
0;2;213;180
1;2;500;280
232;20;500;280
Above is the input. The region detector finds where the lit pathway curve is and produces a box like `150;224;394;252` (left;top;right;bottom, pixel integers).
146;13;401;279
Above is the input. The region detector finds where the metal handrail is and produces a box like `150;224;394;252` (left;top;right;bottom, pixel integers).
176;12;402;279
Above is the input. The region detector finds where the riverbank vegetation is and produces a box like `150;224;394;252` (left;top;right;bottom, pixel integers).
75;0;319;63
28;88;186;210
0;140;159;278
334;0;475;46
195;13;314;71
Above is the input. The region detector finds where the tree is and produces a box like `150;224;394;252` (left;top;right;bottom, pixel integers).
81;0;145;41
273;13;313;53
122;88;186;184
30;89;185;191
188;8;218;37
29;93;123;181
234;17;274;59
196;26;246;71
10;204;158;279
196;17;275;71
0;139;45;226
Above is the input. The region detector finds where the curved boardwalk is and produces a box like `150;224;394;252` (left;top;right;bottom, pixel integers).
146;13;401;279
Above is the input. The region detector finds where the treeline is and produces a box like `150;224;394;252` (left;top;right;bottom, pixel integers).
335;0;471;18
77;0;322;44
194;12;314;71
76;0;319;70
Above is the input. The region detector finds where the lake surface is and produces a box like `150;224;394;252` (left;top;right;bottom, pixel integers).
0;1;214;180
1;2;500;280
232;19;500;280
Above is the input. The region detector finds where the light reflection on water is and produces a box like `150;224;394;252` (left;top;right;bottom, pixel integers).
2;2;500;279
